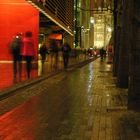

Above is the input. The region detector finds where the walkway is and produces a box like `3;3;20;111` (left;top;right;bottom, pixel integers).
0;57;140;140
0;52;88;91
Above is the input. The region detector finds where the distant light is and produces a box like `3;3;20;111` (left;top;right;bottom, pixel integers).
107;27;112;32
97;19;102;22
98;7;102;11
90;17;94;24
39;34;44;36
90;19;94;24
16;36;19;38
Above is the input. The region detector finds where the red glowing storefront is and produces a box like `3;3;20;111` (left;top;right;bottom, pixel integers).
0;0;39;60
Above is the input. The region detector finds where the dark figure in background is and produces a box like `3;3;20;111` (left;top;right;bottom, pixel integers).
39;43;48;64
100;48;105;61
10;33;23;83
103;49;107;59
62;42;71;69
21;31;35;79
39;43;49;73
87;48;92;57
50;40;59;68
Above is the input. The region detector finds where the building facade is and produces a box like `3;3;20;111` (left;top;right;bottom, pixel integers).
27;0;74;47
74;0;113;49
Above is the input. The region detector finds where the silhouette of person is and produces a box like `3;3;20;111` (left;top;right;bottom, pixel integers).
62;42;71;69
21;31;35;79
10;33;23;83
100;48;105;61
50;40;59;68
39;42;49;73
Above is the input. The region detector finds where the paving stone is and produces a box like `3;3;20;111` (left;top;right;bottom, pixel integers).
0;58;138;140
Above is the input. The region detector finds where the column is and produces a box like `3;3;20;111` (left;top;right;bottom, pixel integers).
116;0;130;88
128;0;140;109
112;0;118;76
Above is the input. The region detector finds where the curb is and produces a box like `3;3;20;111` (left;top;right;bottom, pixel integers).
0;58;95;101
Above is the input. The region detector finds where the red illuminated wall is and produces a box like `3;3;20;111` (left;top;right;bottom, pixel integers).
0;0;39;60
48;34;62;40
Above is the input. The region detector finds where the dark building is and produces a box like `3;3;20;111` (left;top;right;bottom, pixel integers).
113;0;140;110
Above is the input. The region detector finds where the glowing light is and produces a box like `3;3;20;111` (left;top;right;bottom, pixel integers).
90;17;94;24
107;27;112;32
90;19;94;24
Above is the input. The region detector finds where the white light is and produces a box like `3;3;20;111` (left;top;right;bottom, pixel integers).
15;36;19;38
90;17;94;24
90;19;94;24
107;27;112;32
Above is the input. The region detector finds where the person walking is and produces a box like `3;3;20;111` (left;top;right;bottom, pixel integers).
62;42;71;69
50;40;59;68
39;42;49;73
10;33;23;83
21;31;35;79
100;47;105;61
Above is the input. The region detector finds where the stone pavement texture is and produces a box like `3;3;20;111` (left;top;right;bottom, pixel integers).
0;53;87;91
0;57;140;140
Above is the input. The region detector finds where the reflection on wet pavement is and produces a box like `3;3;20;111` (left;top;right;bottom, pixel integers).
0;54;87;91
0;58;128;140
0;62;94;139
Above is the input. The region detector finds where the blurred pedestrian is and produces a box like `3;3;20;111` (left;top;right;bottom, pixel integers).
39;42;49;73
87;48;92;57
62;42;71;69
103;49;107;59
50;40;59;68
100;47;104;61
21;31;35;79
10;33;23;83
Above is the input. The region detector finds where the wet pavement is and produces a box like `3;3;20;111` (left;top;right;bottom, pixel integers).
0;53;88;91
0;57;140;140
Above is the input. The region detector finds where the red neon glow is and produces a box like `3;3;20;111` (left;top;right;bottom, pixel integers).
48;34;62;40
0;0;39;60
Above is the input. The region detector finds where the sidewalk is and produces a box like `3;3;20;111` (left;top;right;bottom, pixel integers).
0;52;89;91
89;58;140;140
0;57;140;139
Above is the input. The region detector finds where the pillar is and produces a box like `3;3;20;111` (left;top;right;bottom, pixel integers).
112;0;118;76
128;0;140;110
116;0;130;88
